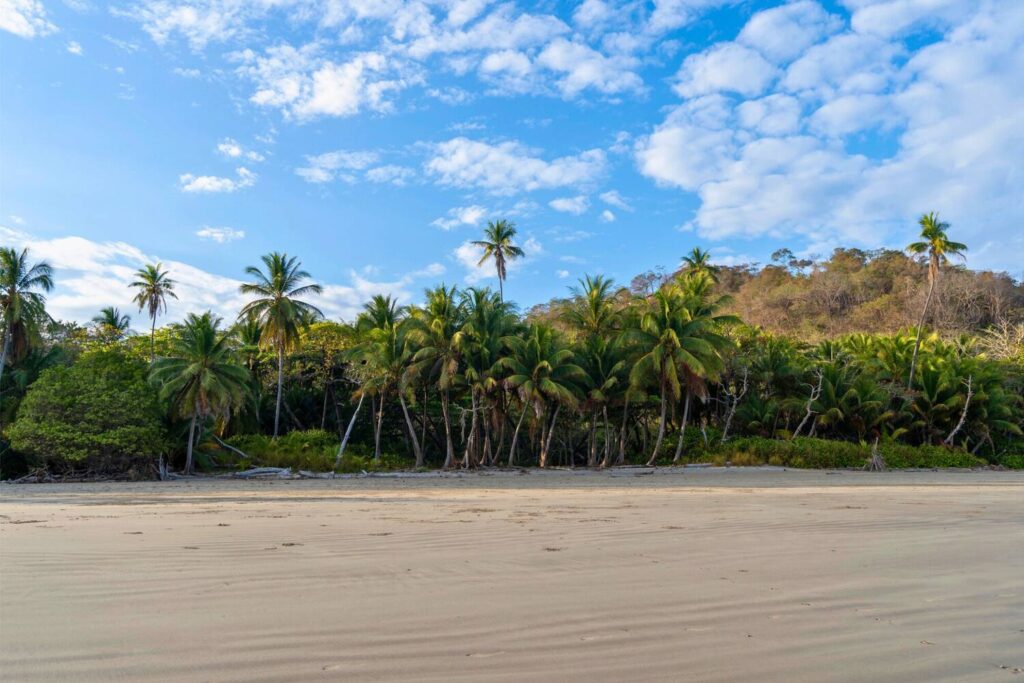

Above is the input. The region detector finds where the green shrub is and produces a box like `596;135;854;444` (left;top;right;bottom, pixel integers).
704;437;986;470
223;429;414;472
7;349;168;472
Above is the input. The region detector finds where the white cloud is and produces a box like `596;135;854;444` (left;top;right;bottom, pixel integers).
598;190;632;211
674;43;779;98
556;269;570;279
737;94;803;135
426;137;606;195
600;209;615;222
196;226;245;243
66;41;84;55
535;38;643;98
549;195;589;215
9;215;26;225
179;167;256;193
295;149;380;183
173;67;201;78
431;204;488;230
426;86;473;104
237;45;420;120
365;164;415;185
737;1;842;63
1;0;56;38
217;137;264;162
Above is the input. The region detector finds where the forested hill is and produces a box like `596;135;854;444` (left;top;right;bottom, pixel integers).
529;248;1023;340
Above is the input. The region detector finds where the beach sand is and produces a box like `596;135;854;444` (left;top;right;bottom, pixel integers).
2;468;1023;682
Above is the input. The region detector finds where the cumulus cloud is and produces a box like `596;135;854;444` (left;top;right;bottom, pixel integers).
179;167;256;193
196;226;245;243
549;195;589;215
431;204;488;230
737;1;842;63
66;41;84;55
599;209;615;222
599;190;632;211
674;43;778;98
1;0;57;38
365;165;415;186
426;137;606;195
217;137;264;162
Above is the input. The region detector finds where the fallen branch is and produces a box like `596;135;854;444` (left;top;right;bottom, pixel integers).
212;435;252;460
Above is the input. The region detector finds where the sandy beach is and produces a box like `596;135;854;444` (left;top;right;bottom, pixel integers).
2;468;1023;682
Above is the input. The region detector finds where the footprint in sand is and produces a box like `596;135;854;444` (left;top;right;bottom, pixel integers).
466;651;506;658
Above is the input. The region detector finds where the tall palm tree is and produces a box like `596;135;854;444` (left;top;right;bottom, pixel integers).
92;306;131;339
239;252;323;438
498;324;584;467
130;263;177;360
627;276;734;465
472;219;525;302
906;213;967;389
405;285;465;468
681;247;719;282
354;295;409;462
0;247;53;387
150;312;251;474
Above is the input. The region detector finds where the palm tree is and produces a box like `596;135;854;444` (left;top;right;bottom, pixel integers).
906;212;967;389
354;295;409;462
498;324;584;467
150;312;251;474
130;263;177;360
681;247;719;282
565;274;620;339
0;247;53;387
239;253;323;437
472;219;525;302
405;285;465;467
626;276;734;466
92;306;131;339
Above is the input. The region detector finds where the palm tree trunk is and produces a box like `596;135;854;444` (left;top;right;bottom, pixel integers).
441;390;455;469
672;391;691;464
498;277;504;303
508;404;528;467
273;346;284;438
587;413;597;467
373;394;384;462
185;412;198;475
540;404;560;468
334;393;365;467
908;276;937;390
0;326;10;389
399;394;424;467
616;395;630;466
602;405;612;467
647;381;669;466
150;315;156;361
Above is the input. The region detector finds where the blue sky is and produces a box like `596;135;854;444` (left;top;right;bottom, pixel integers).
1;0;1021;326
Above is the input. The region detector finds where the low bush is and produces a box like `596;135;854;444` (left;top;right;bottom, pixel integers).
222;430;414;472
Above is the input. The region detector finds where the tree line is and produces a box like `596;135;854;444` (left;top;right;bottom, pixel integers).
1;216;1021;478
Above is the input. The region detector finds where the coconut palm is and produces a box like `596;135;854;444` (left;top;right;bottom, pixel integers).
498;324;584;467
626;276;734;465
239;252;323;438
681;247;719;282
92;307;131;339
150;312;251;474
906;213;967;389
472;219;525;302
405;285;465;467
565;274;620;339
0;247;53;387
130;263;177;360
354;295;409;462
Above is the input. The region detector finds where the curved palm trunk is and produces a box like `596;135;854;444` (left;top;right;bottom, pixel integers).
185;412;198;475
540;404;560;468
373;394;384;462
646;380;669;467
508;404;528;467
150;315;157;361
907;275;937;390
615;395;630;466
672;391;691;464
273;346;284;438
334;393;365;467
441;390;455;469
399;394;424;467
